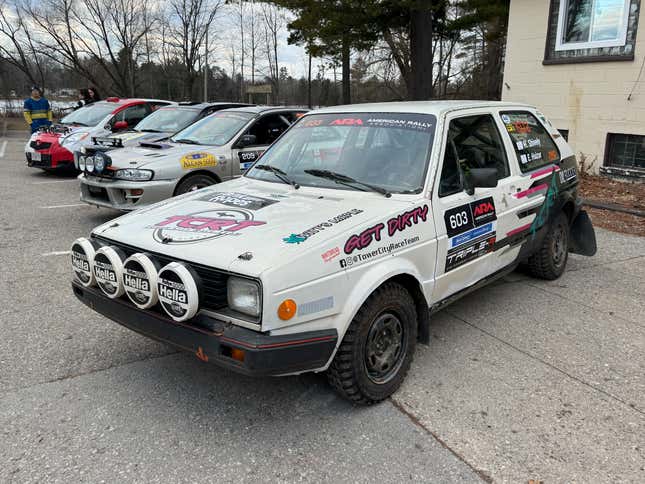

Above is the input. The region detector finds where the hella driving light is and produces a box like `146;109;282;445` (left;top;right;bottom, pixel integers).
157;262;200;322
122;253;160;309
115;168;153;181
70;237;100;287
93;246;126;298
85;156;95;173
94;155;106;173
227;277;261;317
78;156;86;171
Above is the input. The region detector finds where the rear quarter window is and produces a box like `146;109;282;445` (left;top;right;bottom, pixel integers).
500;111;560;173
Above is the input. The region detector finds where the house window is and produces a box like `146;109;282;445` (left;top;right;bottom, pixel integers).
556;0;631;50
606;133;645;169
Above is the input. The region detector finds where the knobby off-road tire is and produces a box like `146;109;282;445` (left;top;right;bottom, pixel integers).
175;174;217;195
527;211;569;280
327;282;417;405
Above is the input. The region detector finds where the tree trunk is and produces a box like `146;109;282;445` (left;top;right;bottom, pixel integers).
409;4;433;100
341;35;350;104
307;51;312;108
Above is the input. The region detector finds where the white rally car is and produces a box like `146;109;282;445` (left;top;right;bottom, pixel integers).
71;101;596;404
77;106;306;210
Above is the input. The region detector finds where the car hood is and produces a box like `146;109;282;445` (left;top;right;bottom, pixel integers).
92;177;417;277
106;131;171;147
106;142;222;168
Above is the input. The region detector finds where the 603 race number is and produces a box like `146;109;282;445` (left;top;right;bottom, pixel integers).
449;211;469;230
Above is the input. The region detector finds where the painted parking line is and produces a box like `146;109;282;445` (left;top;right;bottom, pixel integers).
39;203;86;209
0;140;7;158
42;250;71;257
31;179;79;185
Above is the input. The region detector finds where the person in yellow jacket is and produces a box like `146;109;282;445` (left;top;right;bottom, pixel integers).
23;86;53;133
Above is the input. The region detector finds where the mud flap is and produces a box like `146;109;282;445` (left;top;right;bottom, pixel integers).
569;210;597;256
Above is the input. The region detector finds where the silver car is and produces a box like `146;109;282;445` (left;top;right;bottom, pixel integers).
77;106;306;211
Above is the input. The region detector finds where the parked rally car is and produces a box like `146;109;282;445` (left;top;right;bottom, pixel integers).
26;98;172;172
77;106;306;210
79;102;252;156
71;101;596;404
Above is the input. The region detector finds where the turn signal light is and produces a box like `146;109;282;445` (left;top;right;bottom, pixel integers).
277;299;297;320
130;189;144;196
231;348;245;362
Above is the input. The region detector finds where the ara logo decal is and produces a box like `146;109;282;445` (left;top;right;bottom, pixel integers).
471;197;496;225
444;197;496;238
151;209;266;244
330;118;363;126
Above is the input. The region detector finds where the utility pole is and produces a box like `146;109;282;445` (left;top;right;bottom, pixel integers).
204;28;209;102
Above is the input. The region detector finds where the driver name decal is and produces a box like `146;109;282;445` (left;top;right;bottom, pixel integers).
151;209;265;244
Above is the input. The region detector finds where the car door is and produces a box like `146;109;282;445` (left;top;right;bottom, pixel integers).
430;109;528;303
231;112;293;173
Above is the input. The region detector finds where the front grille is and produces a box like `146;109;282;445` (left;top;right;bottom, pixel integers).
30;140;52;150
93;236;229;312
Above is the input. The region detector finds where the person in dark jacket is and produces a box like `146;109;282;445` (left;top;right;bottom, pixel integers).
23;86;53;133
87;87;101;103
76;88;91;109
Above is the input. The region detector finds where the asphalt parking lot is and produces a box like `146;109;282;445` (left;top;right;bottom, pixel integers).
1;132;643;483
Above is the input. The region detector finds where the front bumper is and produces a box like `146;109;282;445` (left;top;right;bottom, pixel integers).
79;175;177;211
72;282;338;376
26;146;74;170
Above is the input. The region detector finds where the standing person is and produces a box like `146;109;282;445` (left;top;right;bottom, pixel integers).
76;88;91;109
87;87;101;103
23;86;53;133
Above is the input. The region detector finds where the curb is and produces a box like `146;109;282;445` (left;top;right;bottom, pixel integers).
582;199;645;218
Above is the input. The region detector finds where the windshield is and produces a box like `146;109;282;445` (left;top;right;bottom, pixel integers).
245;112;436;194
170;110;253;145
134;107;198;133
60;103;115;127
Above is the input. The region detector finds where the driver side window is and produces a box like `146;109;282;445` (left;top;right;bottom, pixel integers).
439;114;510;197
245;113;291;145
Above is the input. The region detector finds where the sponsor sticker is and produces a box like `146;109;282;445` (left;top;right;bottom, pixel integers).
445;233;496;272
321;247;340;263
180;152;217;170
200;192;278;210
344;205;428;255
559;166;577;183
283;209;363;244
451;223;494;248
501;114;511;124
340;236;421;268
151;209;266;244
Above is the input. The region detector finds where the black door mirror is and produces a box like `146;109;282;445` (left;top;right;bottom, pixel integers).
237;134;257;148
464;167;498;195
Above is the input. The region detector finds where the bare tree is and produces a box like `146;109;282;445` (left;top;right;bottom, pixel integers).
0;0;49;90
260;2;284;103
164;0;222;99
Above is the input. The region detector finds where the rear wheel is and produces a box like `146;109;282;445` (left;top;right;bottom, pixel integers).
175;174;217;195
527;211;569;280
327;282;417;405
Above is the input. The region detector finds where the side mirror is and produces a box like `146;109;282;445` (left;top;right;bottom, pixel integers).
112;120;128;131
464;167;498;195
237;134;257;148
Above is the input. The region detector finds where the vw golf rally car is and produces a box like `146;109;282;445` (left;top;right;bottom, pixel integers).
71;101;596;405
78;102;252;154
77;106;306;210
26;98;172;172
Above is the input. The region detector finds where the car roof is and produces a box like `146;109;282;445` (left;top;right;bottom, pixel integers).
223;105;307;115
164;102;253;112
93;98;173;111
311;100;533;116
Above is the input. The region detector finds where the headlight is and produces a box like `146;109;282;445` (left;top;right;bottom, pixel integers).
86;155;95;173
227;277;260;317
78;155;86;171
61;132;89;146
114;169;153;181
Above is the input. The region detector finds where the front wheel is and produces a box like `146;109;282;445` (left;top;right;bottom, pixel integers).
527;211;569;280
327;282;417;405
175;174;217;195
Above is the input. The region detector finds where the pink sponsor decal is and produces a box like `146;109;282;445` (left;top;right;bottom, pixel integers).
506;223;533;237
513;183;549;199
530;165;558;179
